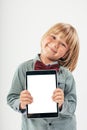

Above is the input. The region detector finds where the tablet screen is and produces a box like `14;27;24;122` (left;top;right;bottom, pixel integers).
26;70;58;118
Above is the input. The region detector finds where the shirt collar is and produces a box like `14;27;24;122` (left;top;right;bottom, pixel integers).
33;54;58;66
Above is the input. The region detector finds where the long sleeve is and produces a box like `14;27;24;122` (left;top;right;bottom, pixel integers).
7;64;26;113
58;68;77;118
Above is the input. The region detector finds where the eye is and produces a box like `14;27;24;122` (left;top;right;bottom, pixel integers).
60;43;67;48
51;35;56;40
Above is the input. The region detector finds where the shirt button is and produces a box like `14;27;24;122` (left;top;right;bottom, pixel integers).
49;123;52;126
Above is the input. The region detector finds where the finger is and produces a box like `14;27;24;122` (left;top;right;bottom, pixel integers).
20;99;33;109
20;90;33;99
21;99;33;104
53;98;64;106
20;95;33;102
20;97;33;104
20;93;33;104
53;88;63;94
20;93;32;99
52;93;63;98
21;90;31;95
52;91;64;98
20;96;33;101
52;95;63;101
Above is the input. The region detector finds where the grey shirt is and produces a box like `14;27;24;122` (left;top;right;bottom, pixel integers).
7;54;77;130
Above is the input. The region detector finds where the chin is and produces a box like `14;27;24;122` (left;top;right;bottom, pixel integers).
47;56;57;61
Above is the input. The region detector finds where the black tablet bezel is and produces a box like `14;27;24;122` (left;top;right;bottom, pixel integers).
26;70;58;118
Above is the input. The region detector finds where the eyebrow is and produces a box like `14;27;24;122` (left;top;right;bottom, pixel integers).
58;38;68;48
50;33;68;47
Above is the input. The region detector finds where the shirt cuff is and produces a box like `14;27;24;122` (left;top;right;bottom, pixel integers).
13;99;26;113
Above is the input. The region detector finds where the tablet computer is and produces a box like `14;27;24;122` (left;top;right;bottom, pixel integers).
26;70;58;118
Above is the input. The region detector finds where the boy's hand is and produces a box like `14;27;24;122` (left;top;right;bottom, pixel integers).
19;90;33;109
52;88;64;109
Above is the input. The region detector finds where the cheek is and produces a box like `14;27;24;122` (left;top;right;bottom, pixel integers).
62;50;67;57
58;48;67;56
41;36;53;51
44;36;52;43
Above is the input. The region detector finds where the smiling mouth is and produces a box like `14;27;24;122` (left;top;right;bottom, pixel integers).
48;46;57;53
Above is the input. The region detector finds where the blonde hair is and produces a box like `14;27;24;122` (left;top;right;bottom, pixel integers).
41;23;80;72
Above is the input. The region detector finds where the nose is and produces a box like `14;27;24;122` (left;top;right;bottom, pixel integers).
52;42;59;48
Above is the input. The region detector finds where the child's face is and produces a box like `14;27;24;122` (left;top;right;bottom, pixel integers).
41;33;68;63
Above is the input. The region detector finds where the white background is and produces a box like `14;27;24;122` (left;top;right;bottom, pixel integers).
0;0;87;130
